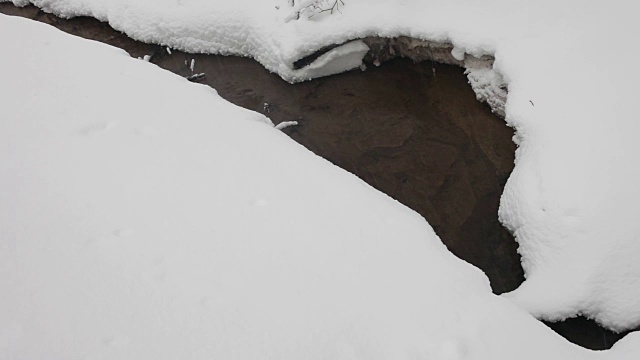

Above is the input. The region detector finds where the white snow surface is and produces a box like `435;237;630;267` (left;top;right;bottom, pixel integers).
3;11;640;360
5;13;640;359
2;0;640;348
6;0;636;333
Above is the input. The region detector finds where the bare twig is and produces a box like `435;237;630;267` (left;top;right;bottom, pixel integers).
285;0;346;22
318;0;345;14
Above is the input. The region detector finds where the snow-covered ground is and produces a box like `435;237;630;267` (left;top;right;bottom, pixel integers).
2;0;640;357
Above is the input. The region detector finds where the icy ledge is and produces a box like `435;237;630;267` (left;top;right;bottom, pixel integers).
294;40;370;80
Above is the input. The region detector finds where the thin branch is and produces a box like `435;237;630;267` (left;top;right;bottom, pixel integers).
318;0;345;14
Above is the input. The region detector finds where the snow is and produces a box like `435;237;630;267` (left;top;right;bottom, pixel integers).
275;120;299;130
2;0;640;355
2;10;639;360
451;46;465;62
0;13;613;360
295;40;369;80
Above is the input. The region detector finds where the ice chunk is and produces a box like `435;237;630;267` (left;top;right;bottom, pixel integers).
293;40;369;80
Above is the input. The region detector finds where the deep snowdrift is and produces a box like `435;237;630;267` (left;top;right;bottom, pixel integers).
7;0;637;333
3;0;640;332
2;12;640;359
3;0;640;347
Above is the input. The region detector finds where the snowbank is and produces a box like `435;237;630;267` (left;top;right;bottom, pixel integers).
3;0;640;343
2;12;640;359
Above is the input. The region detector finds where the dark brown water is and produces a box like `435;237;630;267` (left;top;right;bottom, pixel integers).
0;3;630;351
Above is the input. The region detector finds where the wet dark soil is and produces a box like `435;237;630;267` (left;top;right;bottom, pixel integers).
0;3;630;351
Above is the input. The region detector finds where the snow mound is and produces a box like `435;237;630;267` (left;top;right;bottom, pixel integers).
1;13;638;359
4;0;640;338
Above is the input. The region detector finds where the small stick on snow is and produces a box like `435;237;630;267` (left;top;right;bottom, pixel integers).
275;121;298;130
